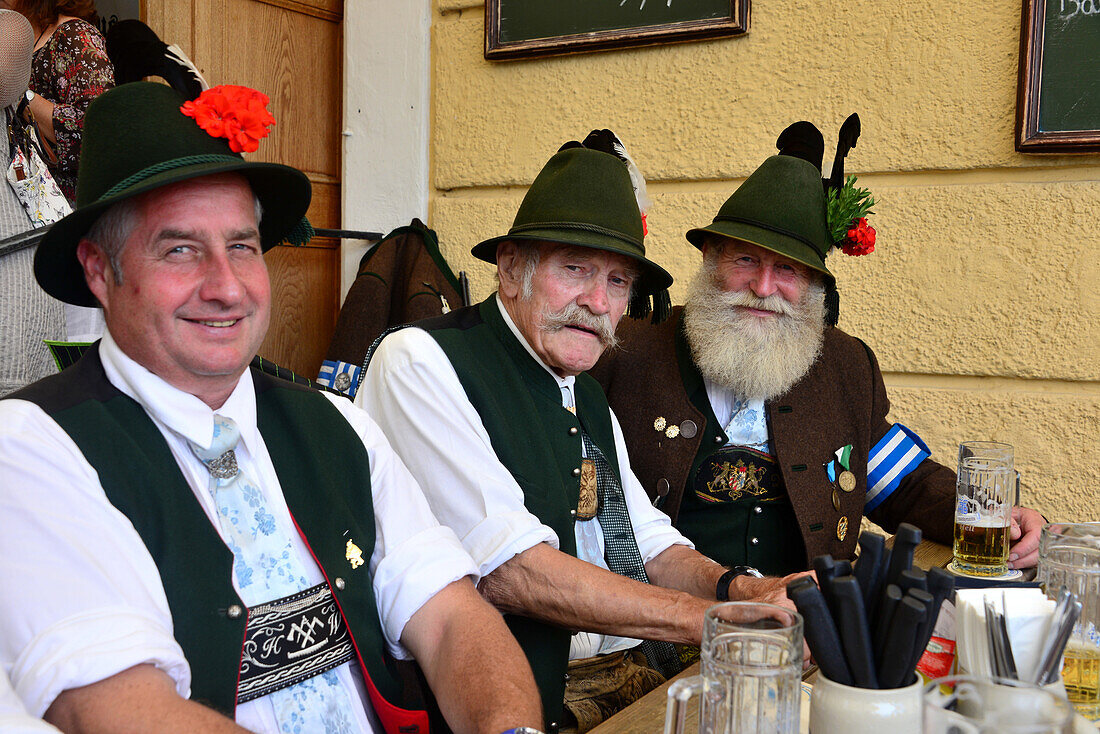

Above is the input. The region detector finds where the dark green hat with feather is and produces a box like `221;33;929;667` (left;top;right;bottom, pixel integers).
35;81;313;307
472;129;672;322
686;114;874;325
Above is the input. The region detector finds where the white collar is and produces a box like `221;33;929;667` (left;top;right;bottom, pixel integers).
99;330;258;453
495;293;576;393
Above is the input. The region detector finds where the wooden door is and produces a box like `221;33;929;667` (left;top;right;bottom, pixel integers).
145;0;343;377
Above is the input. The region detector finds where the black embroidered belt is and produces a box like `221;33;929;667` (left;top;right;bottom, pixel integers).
237;582;355;703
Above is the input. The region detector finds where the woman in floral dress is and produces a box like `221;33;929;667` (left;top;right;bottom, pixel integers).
3;0;113;203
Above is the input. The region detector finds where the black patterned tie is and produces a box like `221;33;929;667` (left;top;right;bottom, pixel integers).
581;431;682;678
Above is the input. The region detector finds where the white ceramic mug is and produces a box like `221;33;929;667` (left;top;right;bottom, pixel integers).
809;671;923;734
922;675;1075;733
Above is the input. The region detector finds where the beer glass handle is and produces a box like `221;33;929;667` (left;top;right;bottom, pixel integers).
665;675;706;734
1014;470;1021;506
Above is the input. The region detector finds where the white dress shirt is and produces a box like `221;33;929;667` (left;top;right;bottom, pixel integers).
0;331;478;733
703;379;772;452
358;295;692;659
0;670;60;733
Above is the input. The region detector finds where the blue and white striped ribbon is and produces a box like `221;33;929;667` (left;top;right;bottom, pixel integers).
316;359;362;397
865;423;931;512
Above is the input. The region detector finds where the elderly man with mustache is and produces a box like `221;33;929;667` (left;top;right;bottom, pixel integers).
358;133;807;734
592;118;1047;578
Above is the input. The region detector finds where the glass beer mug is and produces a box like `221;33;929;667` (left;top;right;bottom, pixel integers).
952;442;1018;577
1038;523;1100;720
665;603;803;734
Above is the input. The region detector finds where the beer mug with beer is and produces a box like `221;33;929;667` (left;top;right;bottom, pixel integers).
1038;523;1100;720
952;442;1018;577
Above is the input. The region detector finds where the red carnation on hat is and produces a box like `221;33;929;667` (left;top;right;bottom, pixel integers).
181;84;276;153
841;217;876;256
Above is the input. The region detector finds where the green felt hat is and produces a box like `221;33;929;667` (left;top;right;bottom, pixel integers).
35;82;312;307
686;154;833;282
472;146;673;310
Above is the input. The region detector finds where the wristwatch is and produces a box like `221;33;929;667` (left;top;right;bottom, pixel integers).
716;565;763;601
499;728;545;734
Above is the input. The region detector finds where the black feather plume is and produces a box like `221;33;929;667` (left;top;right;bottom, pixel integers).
579;129;652;214
106;20;208;100
826;114;861;193
776;121;825;171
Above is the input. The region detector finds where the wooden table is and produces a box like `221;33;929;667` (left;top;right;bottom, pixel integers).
904;535;953;571
588;661;818;734
589;538;954;734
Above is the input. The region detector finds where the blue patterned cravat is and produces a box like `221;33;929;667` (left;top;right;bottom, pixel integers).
190;415;360;734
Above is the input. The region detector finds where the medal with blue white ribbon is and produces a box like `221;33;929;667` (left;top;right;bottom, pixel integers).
825;445;855;491
825;445;855;511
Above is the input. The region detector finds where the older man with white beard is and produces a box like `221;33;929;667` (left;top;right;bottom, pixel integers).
592;119;1047;577
359;134;808;734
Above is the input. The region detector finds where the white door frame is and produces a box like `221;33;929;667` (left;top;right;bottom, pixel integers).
341;0;431;299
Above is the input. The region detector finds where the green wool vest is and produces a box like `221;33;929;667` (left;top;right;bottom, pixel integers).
415;297;621;729
13;344;430;734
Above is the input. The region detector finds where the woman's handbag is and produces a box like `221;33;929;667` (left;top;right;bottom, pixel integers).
5;103;71;226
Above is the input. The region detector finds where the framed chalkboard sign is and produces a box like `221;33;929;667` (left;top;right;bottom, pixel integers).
1017;0;1100;152
485;0;749;60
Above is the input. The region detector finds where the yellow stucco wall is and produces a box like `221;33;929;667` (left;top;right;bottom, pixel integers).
428;0;1100;522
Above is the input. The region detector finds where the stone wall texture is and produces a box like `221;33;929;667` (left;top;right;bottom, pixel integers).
428;0;1100;522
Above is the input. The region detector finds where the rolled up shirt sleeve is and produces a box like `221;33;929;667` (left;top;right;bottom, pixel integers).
0;400;190;716
0;668;62;733
323;393;480;658
356;329;559;579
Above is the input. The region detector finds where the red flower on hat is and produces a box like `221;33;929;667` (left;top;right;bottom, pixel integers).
180;85;277;153
841;217;876;256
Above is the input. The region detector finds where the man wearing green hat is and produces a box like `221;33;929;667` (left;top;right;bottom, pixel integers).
0;82;541;734
592;118;1047;576
359;132;806;733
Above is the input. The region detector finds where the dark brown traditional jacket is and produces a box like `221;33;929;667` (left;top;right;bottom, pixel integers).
591;307;955;565
326;219;465;376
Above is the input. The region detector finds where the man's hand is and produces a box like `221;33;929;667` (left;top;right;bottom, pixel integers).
1008;505;1047;569
727;571;815;611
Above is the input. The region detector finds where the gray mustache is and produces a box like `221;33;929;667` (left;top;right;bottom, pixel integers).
722;290;799;317
541;302;619;348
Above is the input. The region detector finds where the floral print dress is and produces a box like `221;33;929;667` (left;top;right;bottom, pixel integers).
30;18;114;203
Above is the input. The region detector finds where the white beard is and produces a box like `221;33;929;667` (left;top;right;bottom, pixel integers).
683;264;826;401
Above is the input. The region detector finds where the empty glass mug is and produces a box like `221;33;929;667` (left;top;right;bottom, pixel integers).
665;602;803;734
953;441;1018;577
1038;522;1100;720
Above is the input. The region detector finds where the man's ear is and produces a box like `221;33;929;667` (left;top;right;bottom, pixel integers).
495;240;522;299
76;239;111;309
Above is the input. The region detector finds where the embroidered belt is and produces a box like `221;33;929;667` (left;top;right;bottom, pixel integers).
237;582;355;703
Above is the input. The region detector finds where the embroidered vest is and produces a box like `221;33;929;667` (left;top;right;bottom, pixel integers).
13;344;430;734
415;297;620;729
672;325;807;575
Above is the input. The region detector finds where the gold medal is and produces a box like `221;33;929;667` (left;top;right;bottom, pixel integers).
653;416;667;432
665;425;680;439
345;539;365;569
576;458;598;520
839;470;856;492
831;488;841;511
836;516;848;542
